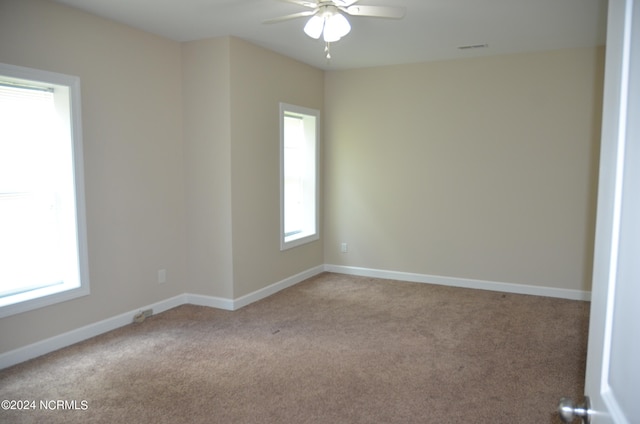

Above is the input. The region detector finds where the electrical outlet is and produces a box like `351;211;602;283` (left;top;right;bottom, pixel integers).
341;242;348;253
158;269;167;284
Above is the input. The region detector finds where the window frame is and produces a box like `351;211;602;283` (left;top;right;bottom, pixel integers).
0;62;90;318
279;102;320;251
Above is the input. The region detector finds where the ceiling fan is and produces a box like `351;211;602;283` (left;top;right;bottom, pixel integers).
264;0;406;58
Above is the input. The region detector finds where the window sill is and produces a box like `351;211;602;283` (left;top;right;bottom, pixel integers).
281;232;319;251
0;284;90;319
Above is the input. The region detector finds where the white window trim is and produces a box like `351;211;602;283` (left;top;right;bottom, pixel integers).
0;63;90;318
279;102;320;251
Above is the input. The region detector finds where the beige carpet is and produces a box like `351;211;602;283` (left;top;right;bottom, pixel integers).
0;272;589;423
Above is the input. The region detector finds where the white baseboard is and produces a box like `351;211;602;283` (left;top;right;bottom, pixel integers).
232;265;325;309
324;264;591;301
186;265;324;311
0;294;187;370
184;293;235;311
1;264;588;370
185;265;325;311
0;265;325;370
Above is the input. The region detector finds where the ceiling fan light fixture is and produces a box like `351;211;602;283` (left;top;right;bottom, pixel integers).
303;14;324;39
265;0;405;59
322;12;350;42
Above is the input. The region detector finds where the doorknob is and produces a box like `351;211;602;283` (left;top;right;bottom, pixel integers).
558;397;591;424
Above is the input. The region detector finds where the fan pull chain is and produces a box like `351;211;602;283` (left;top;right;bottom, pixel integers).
325;42;331;59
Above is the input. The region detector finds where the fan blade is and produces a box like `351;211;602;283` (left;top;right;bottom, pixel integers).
335;0;359;6
275;0;318;9
263;10;317;24
343;5;405;19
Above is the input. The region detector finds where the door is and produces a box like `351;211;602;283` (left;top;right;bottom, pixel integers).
559;0;640;423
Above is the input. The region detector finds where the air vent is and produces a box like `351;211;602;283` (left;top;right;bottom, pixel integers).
458;43;489;50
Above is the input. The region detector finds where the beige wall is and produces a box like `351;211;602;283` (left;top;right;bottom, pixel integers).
324;47;604;292
182;37;234;299
0;0;603;357
182;37;325;299
229;38;324;297
0;0;187;352
0;0;324;356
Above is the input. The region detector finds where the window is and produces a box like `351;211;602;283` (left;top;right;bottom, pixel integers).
280;103;319;250
0;63;89;318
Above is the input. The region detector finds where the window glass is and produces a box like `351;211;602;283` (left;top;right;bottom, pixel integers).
280;103;319;250
0;63;89;317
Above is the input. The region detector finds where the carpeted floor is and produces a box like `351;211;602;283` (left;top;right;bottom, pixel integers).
0;272;589;423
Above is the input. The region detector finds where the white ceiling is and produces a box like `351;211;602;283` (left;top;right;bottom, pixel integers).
52;0;608;70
